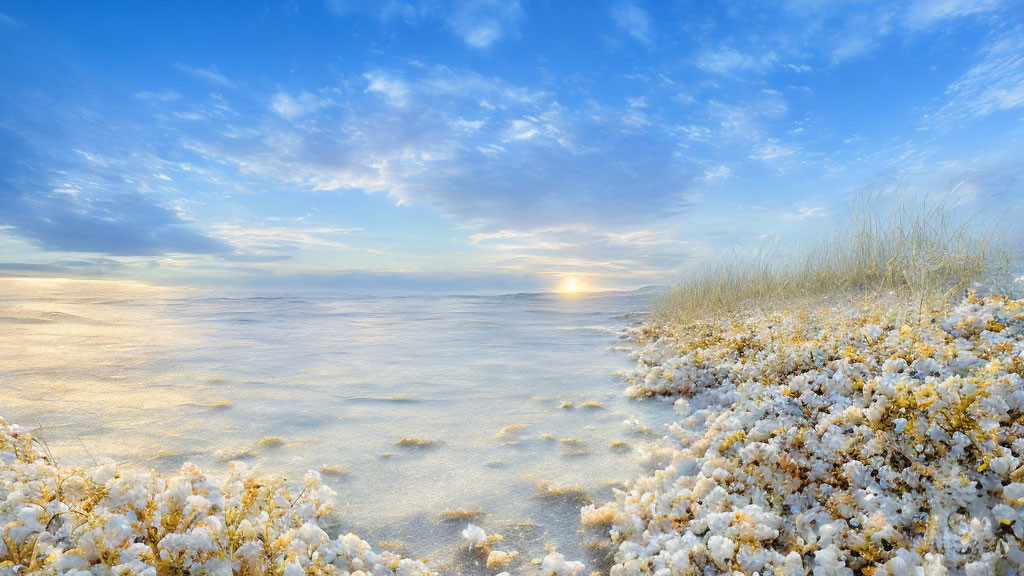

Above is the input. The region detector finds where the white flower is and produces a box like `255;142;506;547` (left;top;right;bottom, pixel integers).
541;552;585;576
461;523;487;546
706;535;734;567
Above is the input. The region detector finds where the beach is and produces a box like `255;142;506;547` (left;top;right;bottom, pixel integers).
4;1;1023;573
4;282;1024;574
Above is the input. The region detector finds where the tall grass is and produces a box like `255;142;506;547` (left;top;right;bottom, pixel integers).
654;198;1016;323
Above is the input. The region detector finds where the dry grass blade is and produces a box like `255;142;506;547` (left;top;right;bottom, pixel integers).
654;196;1017;323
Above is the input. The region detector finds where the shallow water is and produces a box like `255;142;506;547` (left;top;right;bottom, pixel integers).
0;278;675;569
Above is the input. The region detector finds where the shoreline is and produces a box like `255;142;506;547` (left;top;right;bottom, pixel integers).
0;283;669;573
5;293;1024;575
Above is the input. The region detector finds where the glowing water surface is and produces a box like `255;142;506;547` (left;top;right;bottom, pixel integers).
0;278;675;571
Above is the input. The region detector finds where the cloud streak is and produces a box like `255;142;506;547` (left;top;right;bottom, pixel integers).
905;0;1004;29
174;64;239;88
937;32;1024;121
0;105;231;257
5;192;228;256
271;91;334;120
610;1;653;46
324;0;523;49
0;10;22;27
698;48;777;76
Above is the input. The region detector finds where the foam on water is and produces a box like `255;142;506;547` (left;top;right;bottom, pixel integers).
0;278;674;569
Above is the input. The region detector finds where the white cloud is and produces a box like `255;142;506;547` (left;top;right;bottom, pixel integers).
610;1;653;46
174;111;207;121
471;225;671;251
829;12;895;65
673;124;712;143
0;11;23;27
905;0;1003;29
325;0;432;24
448;0;523;49
476;143;506;157
173;64;238;88
937;33;1024;121
364;71;411;107
505;118;538;141
699;48;777;76
419;67;545;104
212;224;363;259
324;0;523;49
157;64;697;236
781;204;827;220
449;118;486;134
134;90;182;102
780;2;897;66
379;1;432;24
626;96;647;108
604;229;672;247
817;2;1002;65
469;229;534;244
749;140;798;162
457;20;502;48
707;92;788;142
467;224;689;284
271;91;333;120
701;165;731;184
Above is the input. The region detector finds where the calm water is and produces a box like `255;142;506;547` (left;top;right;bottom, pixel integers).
0;278;674;569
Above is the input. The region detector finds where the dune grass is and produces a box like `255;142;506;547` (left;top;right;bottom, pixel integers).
654;197;1017;323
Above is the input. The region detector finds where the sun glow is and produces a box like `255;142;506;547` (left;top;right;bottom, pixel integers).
559;276;582;295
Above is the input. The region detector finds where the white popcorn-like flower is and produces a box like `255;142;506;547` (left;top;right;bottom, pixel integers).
541;551;586;576
0;417;437;576
461;522;487;546
707;535;734;567
602;295;1024;575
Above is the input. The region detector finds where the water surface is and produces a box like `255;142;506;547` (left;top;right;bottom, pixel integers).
0;278;674;569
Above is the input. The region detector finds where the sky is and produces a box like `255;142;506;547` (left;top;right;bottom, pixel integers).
1;0;1023;293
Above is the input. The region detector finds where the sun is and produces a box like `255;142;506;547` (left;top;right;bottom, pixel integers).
560;276;582;295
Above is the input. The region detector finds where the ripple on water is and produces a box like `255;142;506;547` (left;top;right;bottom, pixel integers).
0;280;676;568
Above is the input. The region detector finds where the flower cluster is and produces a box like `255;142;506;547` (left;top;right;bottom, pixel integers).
597;295;1024;575
0;421;435;576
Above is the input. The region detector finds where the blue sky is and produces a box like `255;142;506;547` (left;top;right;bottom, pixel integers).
1;0;1022;292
